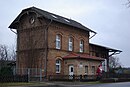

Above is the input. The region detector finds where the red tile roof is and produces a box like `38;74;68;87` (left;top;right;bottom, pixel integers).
63;53;104;61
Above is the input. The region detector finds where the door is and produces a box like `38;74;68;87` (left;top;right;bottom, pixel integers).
69;65;74;79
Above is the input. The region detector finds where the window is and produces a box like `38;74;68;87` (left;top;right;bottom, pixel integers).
79;40;84;52
92;66;95;75
64;19;70;23
51;14;58;19
68;37;73;51
85;66;88;74
56;59;61;73
96;52;99;57
56;34;61;49
70;67;73;72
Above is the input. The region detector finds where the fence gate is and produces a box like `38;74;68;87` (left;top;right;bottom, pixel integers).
14;68;42;82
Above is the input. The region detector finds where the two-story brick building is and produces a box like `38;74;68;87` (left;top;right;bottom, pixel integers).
9;7;121;80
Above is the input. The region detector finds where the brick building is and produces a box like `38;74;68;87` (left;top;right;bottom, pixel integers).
9;7;121;79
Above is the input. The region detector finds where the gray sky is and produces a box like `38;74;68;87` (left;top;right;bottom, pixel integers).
0;0;130;67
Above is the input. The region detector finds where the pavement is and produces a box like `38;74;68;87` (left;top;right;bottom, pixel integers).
7;81;93;87
28;81;92;87
6;81;130;87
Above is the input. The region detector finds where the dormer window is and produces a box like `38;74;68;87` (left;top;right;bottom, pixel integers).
64;19;70;23
51;14;58;19
79;40;84;53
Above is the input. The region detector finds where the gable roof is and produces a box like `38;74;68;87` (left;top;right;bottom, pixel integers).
9;7;96;33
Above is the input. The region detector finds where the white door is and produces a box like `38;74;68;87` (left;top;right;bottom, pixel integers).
69;65;74;79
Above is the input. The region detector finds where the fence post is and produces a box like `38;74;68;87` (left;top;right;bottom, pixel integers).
73;75;75;81
80;75;82;81
40;68;42;81
27;68;30;82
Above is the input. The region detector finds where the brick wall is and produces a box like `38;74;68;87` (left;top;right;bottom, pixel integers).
16;11;102;77
47;21;91;76
48;22;89;53
16;13;47;70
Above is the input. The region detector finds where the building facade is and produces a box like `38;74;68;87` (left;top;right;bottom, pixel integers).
9;7;121;79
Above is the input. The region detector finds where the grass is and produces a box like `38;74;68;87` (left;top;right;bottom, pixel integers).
0;82;47;86
72;81;104;85
0;81;104;86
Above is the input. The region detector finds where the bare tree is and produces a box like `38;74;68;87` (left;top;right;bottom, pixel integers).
109;56;121;69
0;44;16;68
0;44;9;68
9;45;16;61
0;45;8;61
126;0;130;7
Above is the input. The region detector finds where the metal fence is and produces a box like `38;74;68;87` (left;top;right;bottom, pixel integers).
102;72;130;78
48;75;97;81
0;75;28;82
14;68;43;82
0;68;43;82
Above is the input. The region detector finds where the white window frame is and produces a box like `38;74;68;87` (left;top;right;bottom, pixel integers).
85;66;88;75
68;37;73;51
56;59;61;73
92;66;95;75
56;35;61;49
79;40;84;52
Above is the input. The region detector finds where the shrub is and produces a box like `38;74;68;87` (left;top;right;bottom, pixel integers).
0;67;13;76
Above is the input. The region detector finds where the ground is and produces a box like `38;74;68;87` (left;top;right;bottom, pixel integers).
1;82;130;87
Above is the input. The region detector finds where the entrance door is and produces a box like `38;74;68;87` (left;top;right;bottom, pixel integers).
69;65;74;79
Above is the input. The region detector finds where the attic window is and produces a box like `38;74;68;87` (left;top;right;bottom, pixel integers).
64;19;70;23
51;14;58;19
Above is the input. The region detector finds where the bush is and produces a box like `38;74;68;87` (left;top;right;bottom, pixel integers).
0;67;13;76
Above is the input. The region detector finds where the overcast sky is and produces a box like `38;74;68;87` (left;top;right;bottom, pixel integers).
0;0;130;67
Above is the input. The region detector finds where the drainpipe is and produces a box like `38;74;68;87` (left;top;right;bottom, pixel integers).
44;19;53;80
10;28;18;70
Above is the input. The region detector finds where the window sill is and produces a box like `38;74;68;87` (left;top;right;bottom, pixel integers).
56;72;60;74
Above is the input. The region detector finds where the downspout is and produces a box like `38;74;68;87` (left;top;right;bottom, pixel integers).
10;28;18;73
44;19;53;80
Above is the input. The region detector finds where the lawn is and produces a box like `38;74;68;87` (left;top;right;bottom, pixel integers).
0;82;47;86
0;81;102;86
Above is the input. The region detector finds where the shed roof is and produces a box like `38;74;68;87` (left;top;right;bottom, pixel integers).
90;43;122;53
63;53;104;61
9;7;96;33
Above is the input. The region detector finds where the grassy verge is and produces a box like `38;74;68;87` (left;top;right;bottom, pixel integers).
0;81;104;86
0;82;46;86
75;81;104;85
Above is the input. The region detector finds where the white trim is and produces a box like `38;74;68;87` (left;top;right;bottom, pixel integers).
56;35;61;49
68;37;73;51
85;66;88;75
79;40;84;52
56;59;61;73
92;66;95;75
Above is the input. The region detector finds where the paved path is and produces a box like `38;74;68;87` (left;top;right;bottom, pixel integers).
77;82;130;87
7;82;130;87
